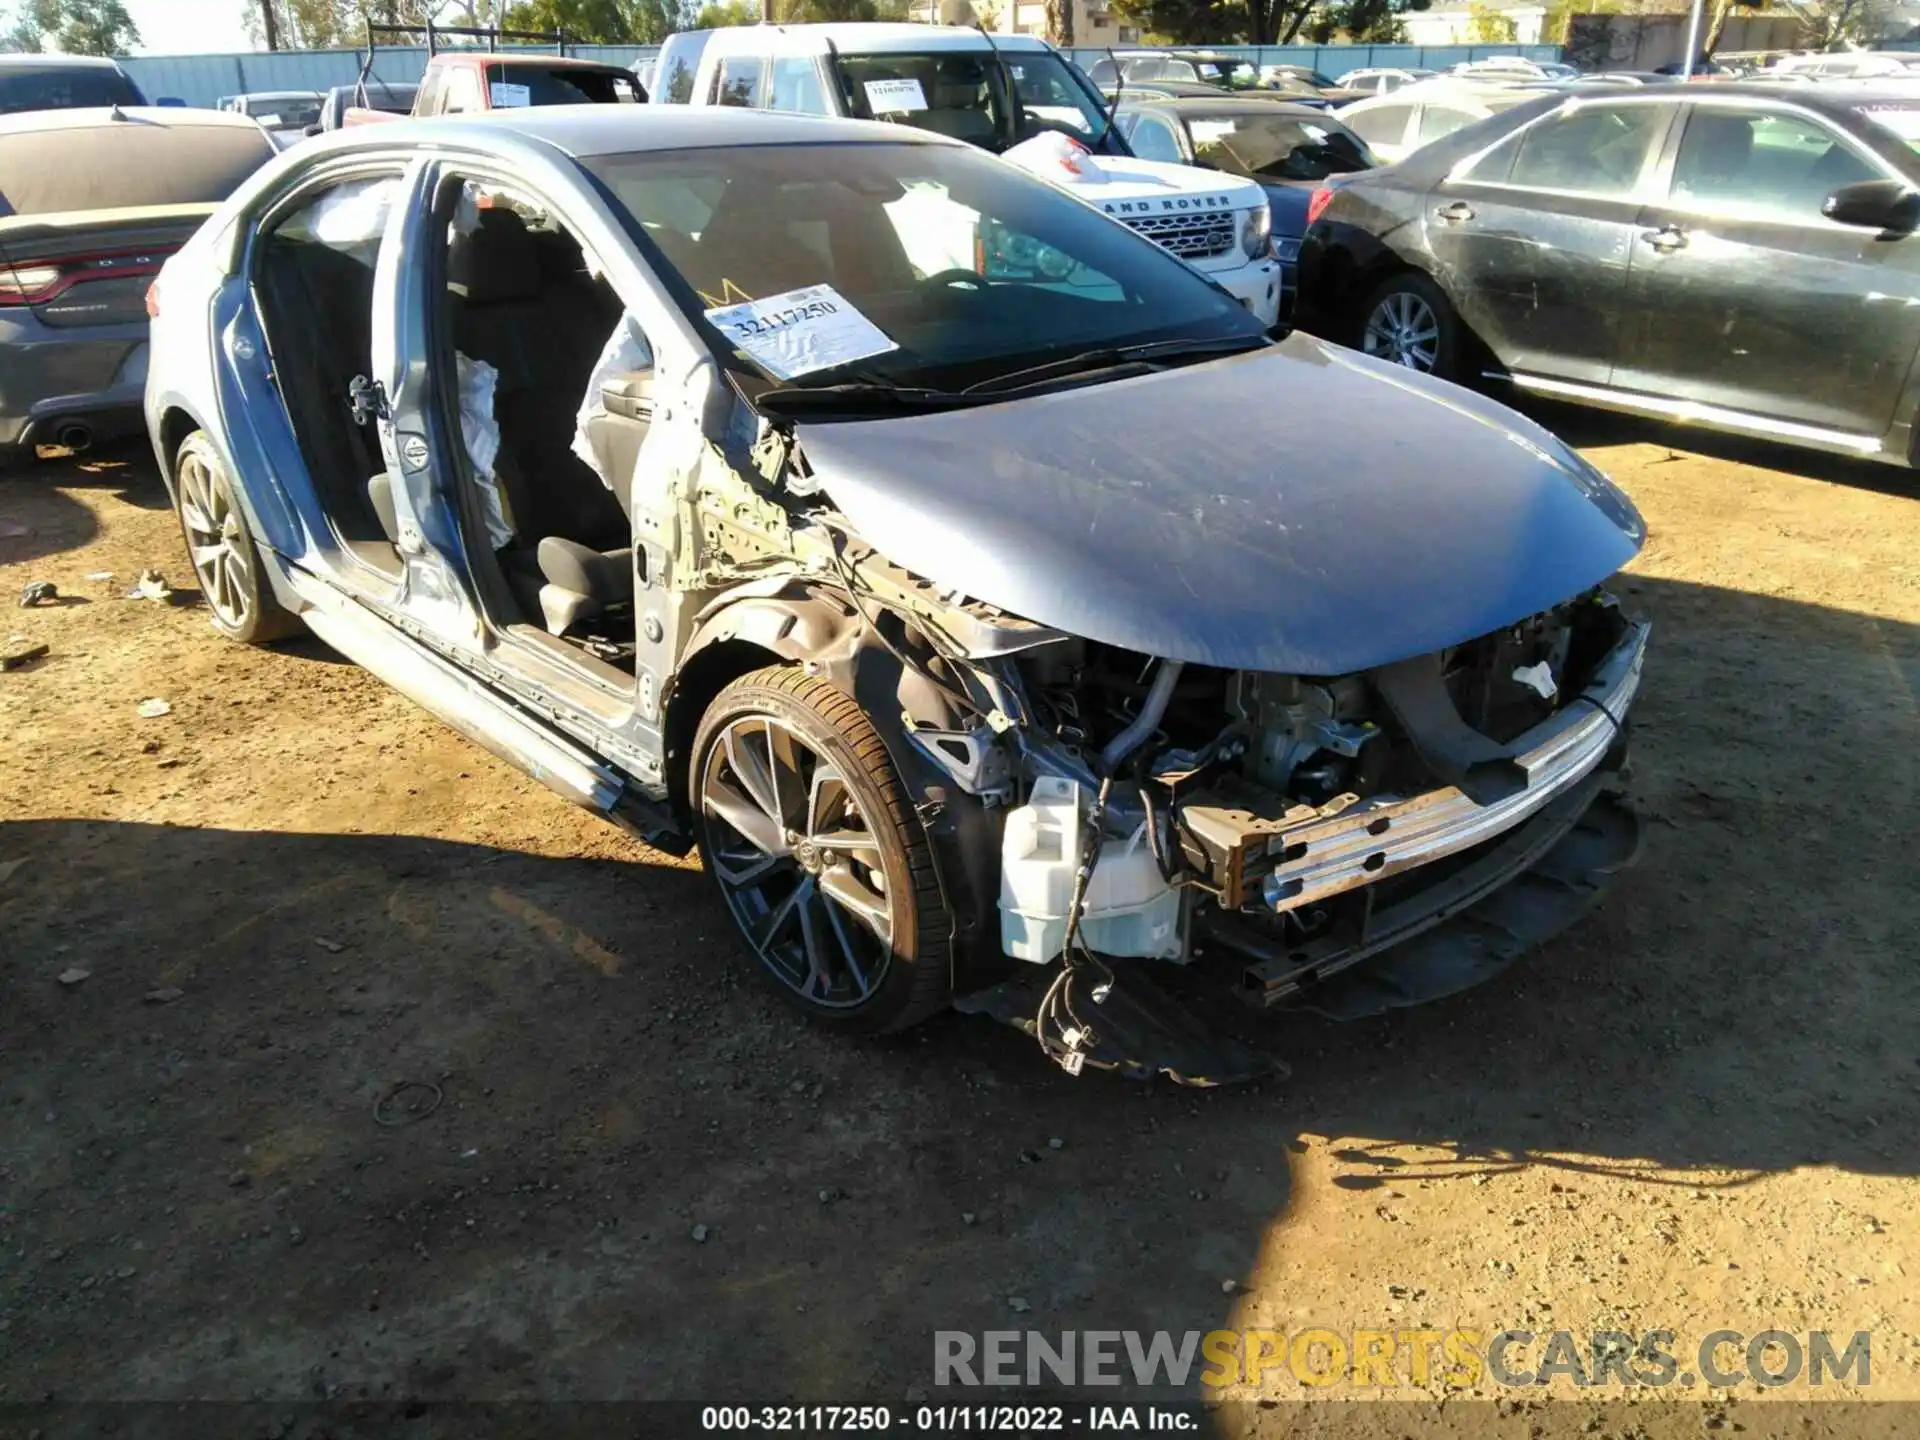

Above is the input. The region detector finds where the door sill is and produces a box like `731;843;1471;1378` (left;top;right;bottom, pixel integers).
1497;371;1884;456
496;621;635;703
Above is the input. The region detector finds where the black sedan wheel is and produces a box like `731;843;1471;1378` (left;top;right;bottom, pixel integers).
173;431;301;644
692;666;952;1033
1358;272;1459;380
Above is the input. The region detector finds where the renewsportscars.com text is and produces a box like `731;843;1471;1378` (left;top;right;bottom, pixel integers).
934;1328;1871;1391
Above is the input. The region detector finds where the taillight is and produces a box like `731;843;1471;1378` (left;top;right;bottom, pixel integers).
144;280;161;317
1306;186;1335;228
0;264;65;306
0;249;172;308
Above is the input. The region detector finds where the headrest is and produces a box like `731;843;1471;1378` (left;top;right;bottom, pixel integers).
449;209;540;305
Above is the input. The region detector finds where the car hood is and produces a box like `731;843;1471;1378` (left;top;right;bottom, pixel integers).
1003;134;1266;215
796;334;1644;675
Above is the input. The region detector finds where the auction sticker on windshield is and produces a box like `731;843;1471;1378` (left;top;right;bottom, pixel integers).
864;78;928;114
489;82;531;107
704;284;899;380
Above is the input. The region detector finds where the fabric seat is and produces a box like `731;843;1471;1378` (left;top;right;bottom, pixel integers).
446;209;635;634
446;209;630;553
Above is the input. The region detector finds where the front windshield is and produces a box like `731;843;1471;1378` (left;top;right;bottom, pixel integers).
834;50;1108;151
1192;58;1261;90
582;140;1262;398
1185;110;1376;179
484;64;640;104
249;96;322;128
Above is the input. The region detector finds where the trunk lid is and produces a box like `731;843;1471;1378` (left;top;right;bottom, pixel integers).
0;204;214;329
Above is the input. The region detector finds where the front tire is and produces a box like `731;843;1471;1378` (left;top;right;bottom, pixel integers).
1357;271;1460;380
693;666;953;1033
173;431;301;644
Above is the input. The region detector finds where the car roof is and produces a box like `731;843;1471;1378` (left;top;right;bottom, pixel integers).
707;22;1053;54
1119;94;1337;118
338;103;961;158
0;104;264;138
0;52;123;69
235;90;321;101
1622;79;1920;110
431;50;631;71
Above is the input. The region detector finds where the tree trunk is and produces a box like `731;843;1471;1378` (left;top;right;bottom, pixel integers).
1046;0;1075;46
260;0;279;50
1702;0;1737;57
1279;0;1314;43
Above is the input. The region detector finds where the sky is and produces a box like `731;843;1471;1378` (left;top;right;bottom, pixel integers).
124;0;256;56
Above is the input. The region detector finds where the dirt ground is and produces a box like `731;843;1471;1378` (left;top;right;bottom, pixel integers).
2;408;1918;1434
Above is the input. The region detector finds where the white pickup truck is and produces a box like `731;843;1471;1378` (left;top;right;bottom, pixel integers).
654;22;1282;326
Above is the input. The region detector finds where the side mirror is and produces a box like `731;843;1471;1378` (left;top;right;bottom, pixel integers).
304;123;323;136
1823;178;1920;233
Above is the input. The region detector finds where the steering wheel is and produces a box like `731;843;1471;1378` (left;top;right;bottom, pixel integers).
921;268;992;291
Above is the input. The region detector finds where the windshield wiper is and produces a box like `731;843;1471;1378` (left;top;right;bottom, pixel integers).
961;334;1269;396
751;381;985;419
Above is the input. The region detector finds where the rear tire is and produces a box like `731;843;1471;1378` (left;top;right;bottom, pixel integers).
693;665;953;1034
173;431;302;645
1356;271;1461;381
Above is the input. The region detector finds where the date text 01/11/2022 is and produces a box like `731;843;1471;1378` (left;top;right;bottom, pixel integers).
699;1404;1200;1431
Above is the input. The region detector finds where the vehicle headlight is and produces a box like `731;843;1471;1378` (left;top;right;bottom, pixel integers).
1241;205;1272;260
1272;235;1302;263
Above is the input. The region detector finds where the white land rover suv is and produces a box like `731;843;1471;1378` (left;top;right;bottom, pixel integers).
656;22;1282;325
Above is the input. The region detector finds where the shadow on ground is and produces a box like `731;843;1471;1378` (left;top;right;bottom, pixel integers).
1;568;1916;1406
0;442;167;572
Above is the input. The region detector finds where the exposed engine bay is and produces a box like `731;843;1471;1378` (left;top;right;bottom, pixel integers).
720;490;1648;1084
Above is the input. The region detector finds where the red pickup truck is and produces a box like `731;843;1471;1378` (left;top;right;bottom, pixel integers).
345;47;644;127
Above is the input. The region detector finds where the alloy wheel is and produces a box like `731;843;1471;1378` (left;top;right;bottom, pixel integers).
177;449;253;630
699;715;896;1009
1362;290;1441;372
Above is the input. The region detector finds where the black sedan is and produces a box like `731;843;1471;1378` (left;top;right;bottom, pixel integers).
1297;83;1920;466
1115;95;1375;301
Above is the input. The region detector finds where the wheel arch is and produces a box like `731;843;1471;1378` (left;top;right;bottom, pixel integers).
162;414;306;621
154;402;207;501
664;582;1004;992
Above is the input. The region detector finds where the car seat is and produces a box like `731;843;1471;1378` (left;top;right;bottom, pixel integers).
446;208;635;634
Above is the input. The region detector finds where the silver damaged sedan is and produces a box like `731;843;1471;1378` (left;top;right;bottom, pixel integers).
145;107;1649;1083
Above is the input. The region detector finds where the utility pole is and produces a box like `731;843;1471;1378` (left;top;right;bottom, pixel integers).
1679;0;1704;76
260;0;280;50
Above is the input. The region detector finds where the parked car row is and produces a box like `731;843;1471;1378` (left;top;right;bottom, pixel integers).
1295;81;1920;467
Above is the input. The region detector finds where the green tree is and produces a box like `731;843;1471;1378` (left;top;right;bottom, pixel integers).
691;0;753;23
6;0;139;53
1464;0;1515;41
1115;0;1423;47
502;0;687;40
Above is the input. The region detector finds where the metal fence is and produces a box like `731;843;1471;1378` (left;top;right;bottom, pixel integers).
118;39;1562;109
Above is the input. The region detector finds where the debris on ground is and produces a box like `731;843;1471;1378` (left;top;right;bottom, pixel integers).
1008;1296;1030;1313
56;967;91;987
85;571;114;582
0;858;23;887
144;987;184;1005
691;1224;710;1243
126;569;177;604
20;580;57;607
1;642;49;672
0;520;31;539
314;936;344;954
372;1080;443;1128
136;697;171;718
